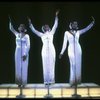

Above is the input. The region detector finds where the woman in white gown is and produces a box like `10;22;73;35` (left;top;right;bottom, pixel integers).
28;11;59;85
59;17;95;86
9;18;30;87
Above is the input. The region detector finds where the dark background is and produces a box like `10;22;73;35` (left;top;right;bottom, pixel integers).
0;1;100;85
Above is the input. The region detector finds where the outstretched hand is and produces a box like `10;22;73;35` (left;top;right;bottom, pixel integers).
27;16;32;25
91;16;95;22
56;10;60;16
8;15;11;22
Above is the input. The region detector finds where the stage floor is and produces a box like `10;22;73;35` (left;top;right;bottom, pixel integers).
0;83;100;98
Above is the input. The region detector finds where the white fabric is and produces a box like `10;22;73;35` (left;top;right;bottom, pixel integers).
60;21;94;85
41;32;55;84
15;34;30;85
9;22;30;85
29;16;58;84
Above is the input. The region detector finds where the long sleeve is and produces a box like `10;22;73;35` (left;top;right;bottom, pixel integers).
79;21;94;35
29;23;43;37
51;16;58;34
9;22;19;36
24;34;30;56
60;31;68;55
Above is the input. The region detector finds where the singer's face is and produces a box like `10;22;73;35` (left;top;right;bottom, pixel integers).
18;25;26;33
20;28;25;33
71;22;78;30
43;25;50;33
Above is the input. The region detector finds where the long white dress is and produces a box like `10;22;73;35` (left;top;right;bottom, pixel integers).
29;16;58;84
9;23;30;85
60;21;94;85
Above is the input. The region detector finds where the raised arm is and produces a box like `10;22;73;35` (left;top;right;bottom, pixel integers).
51;10;59;34
79;16;95;35
59;31;68;58
9;16;19;36
28;17;43;37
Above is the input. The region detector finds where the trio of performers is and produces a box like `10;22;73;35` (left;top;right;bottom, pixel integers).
9;11;95;87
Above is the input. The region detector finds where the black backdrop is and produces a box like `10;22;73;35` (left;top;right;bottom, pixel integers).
0;1;100;85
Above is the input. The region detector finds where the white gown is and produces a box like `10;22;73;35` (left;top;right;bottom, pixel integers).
60;21;94;85
29;16;58;84
9;23;30;85
15;34;30;85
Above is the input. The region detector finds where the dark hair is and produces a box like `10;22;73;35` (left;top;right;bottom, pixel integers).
42;24;51;33
69;21;79;30
18;24;27;32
